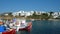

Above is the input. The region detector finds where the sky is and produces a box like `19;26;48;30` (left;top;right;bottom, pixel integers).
0;0;60;13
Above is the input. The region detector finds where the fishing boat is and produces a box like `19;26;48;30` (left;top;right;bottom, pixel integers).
19;22;32;31
13;18;32;31
31;19;35;21
0;19;16;34
0;18;32;34
2;29;16;34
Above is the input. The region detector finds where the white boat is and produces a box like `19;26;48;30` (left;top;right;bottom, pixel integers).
0;19;16;34
0;18;32;34
10;18;32;31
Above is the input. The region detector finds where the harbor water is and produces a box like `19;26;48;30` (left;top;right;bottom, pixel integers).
17;20;60;34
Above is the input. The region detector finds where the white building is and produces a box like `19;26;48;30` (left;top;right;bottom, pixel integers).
58;12;60;15
12;11;34;17
35;11;47;15
12;12;19;16
52;12;59;18
4;14;8;16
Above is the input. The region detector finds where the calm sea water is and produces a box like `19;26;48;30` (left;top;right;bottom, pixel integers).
17;20;60;34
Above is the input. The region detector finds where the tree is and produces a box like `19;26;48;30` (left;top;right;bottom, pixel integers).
48;12;54;18
49;12;54;16
8;12;13;16
32;11;36;16
19;13;21;16
41;13;49;19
